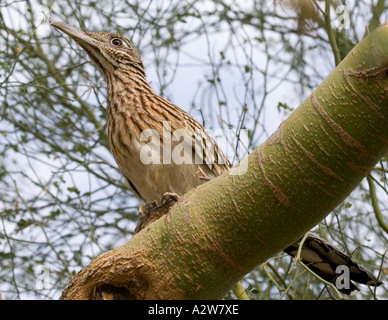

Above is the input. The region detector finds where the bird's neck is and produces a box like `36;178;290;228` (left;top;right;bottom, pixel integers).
106;66;154;115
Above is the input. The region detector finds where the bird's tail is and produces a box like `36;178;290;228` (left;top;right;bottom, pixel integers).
283;233;383;294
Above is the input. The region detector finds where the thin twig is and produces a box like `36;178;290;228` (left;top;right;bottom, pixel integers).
367;175;388;235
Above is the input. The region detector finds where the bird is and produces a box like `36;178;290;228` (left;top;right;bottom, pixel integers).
51;21;382;294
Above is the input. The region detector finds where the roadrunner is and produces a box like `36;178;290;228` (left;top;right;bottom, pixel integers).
51;22;382;294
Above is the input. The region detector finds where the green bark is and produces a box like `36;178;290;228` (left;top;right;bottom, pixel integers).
61;23;388;300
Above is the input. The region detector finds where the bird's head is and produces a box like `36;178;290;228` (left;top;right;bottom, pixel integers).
51;22;145;77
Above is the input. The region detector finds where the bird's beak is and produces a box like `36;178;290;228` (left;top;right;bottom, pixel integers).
50;21;120;78
51;21;96;48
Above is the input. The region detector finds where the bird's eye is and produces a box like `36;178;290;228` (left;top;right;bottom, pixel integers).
111;38;123;46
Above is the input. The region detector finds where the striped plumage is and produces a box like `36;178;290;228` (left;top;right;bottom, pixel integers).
51;22;382;294
105;60;229;201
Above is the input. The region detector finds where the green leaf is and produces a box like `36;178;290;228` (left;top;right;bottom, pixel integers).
67;186;80;195
277;102;294;112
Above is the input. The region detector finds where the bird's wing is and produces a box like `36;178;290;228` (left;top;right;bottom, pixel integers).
183;112;231;176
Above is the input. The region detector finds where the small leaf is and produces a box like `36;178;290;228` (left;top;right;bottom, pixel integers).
277;102;294;112
67;186;80;195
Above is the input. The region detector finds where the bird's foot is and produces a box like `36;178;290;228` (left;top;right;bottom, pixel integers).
134;193;180;234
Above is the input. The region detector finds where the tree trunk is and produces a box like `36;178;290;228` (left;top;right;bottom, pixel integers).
60;23;388;300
